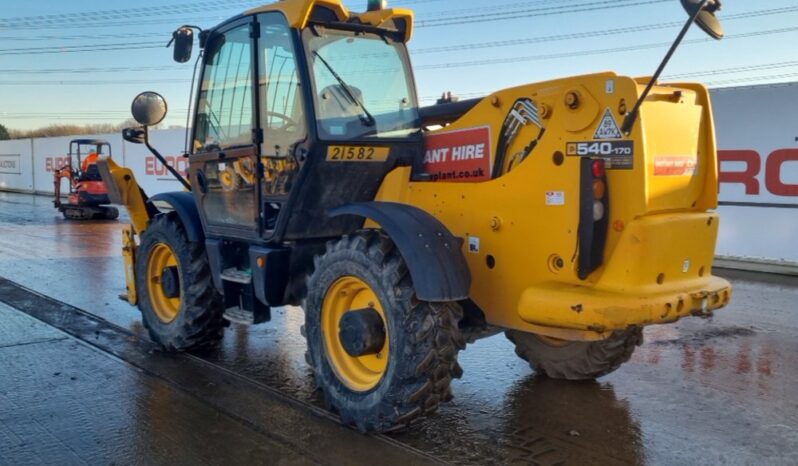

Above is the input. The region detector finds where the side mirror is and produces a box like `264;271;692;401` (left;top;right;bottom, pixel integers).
131;92;168;127
172;27;194;63
681;0;724;40
122;127;146;144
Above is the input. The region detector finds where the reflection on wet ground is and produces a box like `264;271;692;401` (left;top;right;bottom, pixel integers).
1;191;797;465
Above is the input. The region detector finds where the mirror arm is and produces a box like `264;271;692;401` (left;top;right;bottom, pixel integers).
621;0;709;136
143;127;192;191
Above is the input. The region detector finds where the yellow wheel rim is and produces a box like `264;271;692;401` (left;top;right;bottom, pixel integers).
146;243;182;323
321;276;389;392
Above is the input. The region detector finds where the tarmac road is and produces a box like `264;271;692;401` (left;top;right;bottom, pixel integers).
1;190;796;465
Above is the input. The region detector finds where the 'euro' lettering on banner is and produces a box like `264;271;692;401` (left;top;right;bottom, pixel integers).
145;155;189;178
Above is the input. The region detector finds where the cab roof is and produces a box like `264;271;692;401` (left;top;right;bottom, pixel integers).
244;0;414;42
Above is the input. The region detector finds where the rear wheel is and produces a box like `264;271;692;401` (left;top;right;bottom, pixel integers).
136;213;225;352
506;328;643;380
304;233;465;432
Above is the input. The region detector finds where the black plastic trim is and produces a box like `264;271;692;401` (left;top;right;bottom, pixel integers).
249;246;290;306
418;98;481;128
205;238;224;292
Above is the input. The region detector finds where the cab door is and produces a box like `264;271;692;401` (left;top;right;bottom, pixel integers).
190;18;261;239
256;13;310;236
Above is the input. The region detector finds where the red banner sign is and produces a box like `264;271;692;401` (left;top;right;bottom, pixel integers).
422;126;492;182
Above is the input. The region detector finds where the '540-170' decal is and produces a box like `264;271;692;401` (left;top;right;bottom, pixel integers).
567;140;634;170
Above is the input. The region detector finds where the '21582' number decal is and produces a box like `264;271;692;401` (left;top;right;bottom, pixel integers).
327;146;390;162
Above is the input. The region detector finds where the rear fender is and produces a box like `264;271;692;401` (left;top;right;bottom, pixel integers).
329;202;471;302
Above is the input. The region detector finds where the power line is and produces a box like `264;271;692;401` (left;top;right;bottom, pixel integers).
0;0;448;24
0;25;794;84
0;0;444;31
414;26;798;71
3;2;793;59
0;42;164;56
416;0;669;28
664;61;798;80
0;79;189;86
705;72;798;87
412;6;798;54
1;0;664;31
0;66;185;75
0;0;259;26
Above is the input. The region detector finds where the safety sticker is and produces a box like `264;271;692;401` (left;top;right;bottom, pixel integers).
468;236;481;253
605;79;615;95
653;156;698;176
422;126;492;182
546;191;565;206
593;108;623;140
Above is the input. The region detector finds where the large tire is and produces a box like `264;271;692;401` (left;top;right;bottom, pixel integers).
136;213;225;352
304;232;465;433
506;328;643;380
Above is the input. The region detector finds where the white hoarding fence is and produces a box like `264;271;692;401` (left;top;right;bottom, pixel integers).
711;82;798;265
0;129;186;197
0;139;34;192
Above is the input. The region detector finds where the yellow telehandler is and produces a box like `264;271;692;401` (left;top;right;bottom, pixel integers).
99;0;732;432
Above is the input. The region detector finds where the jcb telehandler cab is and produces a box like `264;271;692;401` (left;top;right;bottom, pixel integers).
99;0;732;432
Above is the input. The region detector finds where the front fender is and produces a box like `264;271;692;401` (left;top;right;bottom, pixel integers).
329;202;471;302
149;192;204;243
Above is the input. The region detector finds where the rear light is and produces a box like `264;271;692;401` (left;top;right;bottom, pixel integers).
592;178;606;199
577;158;610;280
593;200;605;221
592;159;605;178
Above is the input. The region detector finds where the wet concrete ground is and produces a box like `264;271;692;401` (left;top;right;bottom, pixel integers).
0;302;314;465
1;190;797;465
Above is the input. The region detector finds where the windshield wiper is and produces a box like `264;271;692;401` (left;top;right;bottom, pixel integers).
312;50;376;127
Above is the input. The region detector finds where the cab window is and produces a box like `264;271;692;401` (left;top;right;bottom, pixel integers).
259;14;307;158
195;25;254;153
305;27;420;140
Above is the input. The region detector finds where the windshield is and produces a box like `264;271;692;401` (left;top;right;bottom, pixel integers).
306;28;420;140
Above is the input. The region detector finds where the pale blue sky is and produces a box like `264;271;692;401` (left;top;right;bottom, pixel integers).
0;0;796;130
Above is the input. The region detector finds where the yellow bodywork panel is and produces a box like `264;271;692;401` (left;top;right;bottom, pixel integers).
96;157;150;235
375;72;731;340
246;0;414;41
96;156;152;305
121;226;138;306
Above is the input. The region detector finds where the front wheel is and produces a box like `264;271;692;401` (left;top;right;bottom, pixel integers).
136;213;225;352
506;328;643;380
304;232;465;433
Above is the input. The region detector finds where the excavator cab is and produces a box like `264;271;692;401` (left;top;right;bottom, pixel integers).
54;139;119;220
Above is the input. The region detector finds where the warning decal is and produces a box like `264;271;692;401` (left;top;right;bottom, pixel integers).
422;126;492;182
593;108;623;140
653;156;698;176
